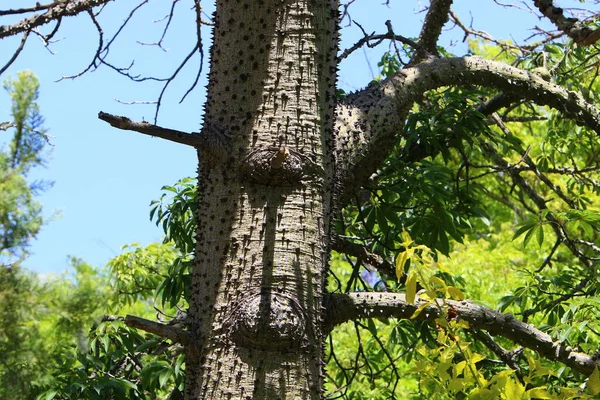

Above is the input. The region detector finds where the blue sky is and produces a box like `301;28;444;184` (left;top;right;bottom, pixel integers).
0;1;577;274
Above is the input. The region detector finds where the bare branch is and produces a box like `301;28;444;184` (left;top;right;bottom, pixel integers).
0;2;55;16
0;30;30;76
534;0;600;45
98;111;202;147
0;0;113;40
338;25;420;63
324;292;600;375
125;314;191;346
410;0;453;64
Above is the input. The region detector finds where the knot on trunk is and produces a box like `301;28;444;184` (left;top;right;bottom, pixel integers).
226;291;306;351
240;146;322;186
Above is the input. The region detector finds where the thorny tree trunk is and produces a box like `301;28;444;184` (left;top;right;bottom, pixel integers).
185;0;338;398
77;0;600;396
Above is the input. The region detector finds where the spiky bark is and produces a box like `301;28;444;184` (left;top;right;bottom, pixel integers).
91;1;600;396
184;0;338;398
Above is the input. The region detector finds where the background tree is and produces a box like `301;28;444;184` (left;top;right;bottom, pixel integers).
3;1;600;399
0;71;48;261
0;72;110;399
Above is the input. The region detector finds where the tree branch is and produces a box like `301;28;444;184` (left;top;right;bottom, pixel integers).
324;292;600;376
410;0;453;64
330;235;395;277
472;330;524;380
125;314;191;346
533;0;600;45
0;0;113;40
333;56;600;208
0;121;15;131
98;111;204;147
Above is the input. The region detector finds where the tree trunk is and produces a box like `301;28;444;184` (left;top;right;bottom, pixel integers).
185;1;338;398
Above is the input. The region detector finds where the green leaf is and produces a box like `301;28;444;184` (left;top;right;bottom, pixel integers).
41;390;58;400
587;367;600;395
512;222;536;241
158;369;172;388
536;225;544;247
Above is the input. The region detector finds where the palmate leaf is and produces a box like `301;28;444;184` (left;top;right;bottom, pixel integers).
513;212;549;248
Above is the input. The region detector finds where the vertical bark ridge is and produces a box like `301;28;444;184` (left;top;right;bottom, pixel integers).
186;1;338;398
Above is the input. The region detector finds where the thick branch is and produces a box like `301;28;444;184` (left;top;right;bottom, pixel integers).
125;314;191;346
98;111;205;147
410;0;453;64
324;292;600;375
0;0;113;40
533;0;600;45
334;56;600;208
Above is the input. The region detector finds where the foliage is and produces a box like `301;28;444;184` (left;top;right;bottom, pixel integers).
324;41;600;399
35;243;187;400
3;71;48;172
0;259;110;400
34;179;195;399
5;4;600;399
0;71;49;260
39;38;600;397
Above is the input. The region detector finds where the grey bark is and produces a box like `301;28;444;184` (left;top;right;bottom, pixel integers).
183;1;338;398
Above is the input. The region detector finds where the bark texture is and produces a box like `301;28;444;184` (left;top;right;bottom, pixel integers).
185;0;338;398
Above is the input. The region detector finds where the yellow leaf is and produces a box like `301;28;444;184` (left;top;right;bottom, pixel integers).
448;286;465;300
587;367;600;396
470;353;485;364
400;231;413;245
526;356;553;378
406;272;417;304
454;360;466;375
436;362;453;380
411;300;433;319
524;387;552;399
455;319;471;329
468;388;495;400
503;376;525;399
395;248;414;280
448;378;465;391
425;290;437;300
395;251;408;281
430;275;446;287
